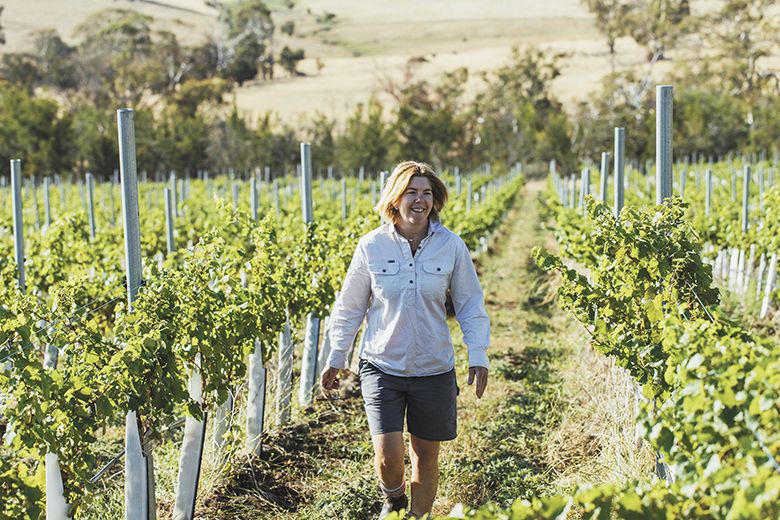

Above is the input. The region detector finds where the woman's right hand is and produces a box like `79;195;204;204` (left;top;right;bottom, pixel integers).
320;366;342;391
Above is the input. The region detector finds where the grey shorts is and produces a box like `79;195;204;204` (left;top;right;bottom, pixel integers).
358;359;459;441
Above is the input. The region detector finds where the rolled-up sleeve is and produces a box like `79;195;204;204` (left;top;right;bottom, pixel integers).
326;240;371;369
450;239;491;368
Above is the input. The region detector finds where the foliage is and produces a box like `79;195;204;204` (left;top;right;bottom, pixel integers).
335;96;392;173
580;0;630;55
217;0;275;83
470;47;575;172
581;0;693;62
704;0;780;101
304;112;336;172
0;0;777;176
278;46;305;76
534;197;719;397
385;65;469;170
379;48;575;172
576;0;780;161
73;9;166;107
506;183;780;520
0;86;74;177
32;29;78;90
280;21;295;36
0;165;522;514
0;53;39;92
572;73;777;162
0;456;42;519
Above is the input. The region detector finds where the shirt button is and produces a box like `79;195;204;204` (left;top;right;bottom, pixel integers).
409;263;413;267
409;280;413;284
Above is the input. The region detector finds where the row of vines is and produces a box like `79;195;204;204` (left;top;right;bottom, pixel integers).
448;154;780;518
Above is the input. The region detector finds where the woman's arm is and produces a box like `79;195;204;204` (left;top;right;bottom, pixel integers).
450;238;491;390
450;238;490;398
324;240;371;371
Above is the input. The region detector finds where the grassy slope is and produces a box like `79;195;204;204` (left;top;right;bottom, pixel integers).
0;0;649;123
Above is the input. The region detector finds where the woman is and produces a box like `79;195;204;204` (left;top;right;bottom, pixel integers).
320;161;490;519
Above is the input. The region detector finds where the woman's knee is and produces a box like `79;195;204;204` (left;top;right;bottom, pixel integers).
409;436;440;467
373;432;405;468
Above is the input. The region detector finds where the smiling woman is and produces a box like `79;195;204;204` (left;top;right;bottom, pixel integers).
376;162;447;255
320;160;491;519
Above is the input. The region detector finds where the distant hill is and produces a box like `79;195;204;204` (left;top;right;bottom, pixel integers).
1;0;217;52
0;0;648;122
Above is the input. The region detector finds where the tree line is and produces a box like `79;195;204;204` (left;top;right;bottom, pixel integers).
576;0;780;162
0;0;777;180
0;23;574;180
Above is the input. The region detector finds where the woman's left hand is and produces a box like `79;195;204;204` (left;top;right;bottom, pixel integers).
468;366;488;399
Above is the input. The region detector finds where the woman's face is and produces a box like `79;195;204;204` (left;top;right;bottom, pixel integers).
396;176;434;226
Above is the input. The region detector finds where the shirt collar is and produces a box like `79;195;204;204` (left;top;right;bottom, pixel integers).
384;218;441;238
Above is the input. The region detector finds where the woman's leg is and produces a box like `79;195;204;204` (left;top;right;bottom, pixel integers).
372;432;406;493
409;434;441;516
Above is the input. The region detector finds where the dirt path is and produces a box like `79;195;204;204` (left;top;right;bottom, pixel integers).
434;178;583;512
201;178;585;519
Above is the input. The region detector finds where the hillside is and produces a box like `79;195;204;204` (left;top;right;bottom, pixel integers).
0;0;656;122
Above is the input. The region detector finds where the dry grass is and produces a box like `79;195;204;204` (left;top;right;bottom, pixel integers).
534;190;654;493
6;1;778;126
1;0;217;51
545;346;655;490
1;0;650;123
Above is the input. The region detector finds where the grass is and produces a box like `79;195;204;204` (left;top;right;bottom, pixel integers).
530;186;654;494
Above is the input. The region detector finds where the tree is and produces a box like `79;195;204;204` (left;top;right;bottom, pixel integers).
572;70;654;162
71;105;118;177
304;112;336;172
624;0;692;61
73;9;165;107
0;6;6;45
221;35;264;85
750;95;780;154
580;0;631;60
153;107;210;173
281;21;295;36
32;30;78;90
185;39;220;80
380;60;468;169
582;0;692;62
674;87;748;158
0;54;39;93
168;78;230;117
469;47;574;170
0;85;75;177
216;0;275;84
336;96;392;172
154;30;189;91
704;0;780;99
278;46;304;76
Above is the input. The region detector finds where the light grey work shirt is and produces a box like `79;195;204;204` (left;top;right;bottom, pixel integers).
326;219;490;377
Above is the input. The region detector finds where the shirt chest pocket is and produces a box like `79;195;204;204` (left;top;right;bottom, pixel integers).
421;261;453;300
368;262;401;299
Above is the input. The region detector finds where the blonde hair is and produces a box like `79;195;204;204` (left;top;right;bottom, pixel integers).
375;161;448;223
